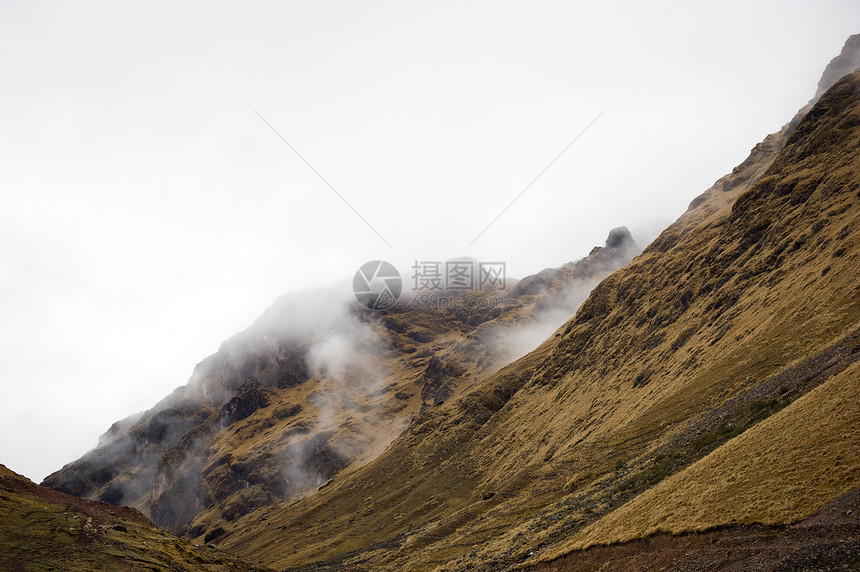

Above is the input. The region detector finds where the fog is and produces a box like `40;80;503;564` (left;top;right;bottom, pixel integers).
1;1;858;482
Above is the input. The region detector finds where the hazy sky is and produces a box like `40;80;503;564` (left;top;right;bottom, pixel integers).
1;1;857;482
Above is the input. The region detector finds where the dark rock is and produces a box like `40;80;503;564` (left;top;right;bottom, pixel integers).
218;379;272;426
203;527;225;543
815;34;860;100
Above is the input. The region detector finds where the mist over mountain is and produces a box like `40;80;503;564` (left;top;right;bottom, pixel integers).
5;27;860;572
42;227;639;537
0;464;266;571
815;33;860;99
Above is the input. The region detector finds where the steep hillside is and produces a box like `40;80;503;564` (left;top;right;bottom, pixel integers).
41;227;639;540
543;359;859;557
529;63;860;568
213;50;860;570
0;464;267;571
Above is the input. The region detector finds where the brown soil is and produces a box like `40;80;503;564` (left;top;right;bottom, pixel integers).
529;486;860;571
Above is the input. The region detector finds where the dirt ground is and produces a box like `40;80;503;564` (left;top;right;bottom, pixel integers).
529;486;860;571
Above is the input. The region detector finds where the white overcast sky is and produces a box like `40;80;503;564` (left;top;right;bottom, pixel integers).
1;1;857;482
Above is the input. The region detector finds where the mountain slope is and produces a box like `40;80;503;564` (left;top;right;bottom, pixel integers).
214;52;860;571
0;464;267;571
32;33;860;572
41;227;639;540
531;64;860;567
542;358;860;559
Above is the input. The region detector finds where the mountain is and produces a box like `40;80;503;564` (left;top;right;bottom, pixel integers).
206;39;857;570
30;34;860;571
0;463;268;571
41;227;639;540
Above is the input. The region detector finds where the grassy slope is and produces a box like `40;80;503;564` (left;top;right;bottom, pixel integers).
542;359;860;558
0;464;268;572
532;68;860;564
219;72;860;571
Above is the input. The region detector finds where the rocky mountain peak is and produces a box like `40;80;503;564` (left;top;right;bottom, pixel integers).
815;33;860;100
604;225;634;249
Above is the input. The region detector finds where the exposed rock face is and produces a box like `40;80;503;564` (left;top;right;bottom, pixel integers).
815;33;860;100
420;355;465;407
41;399;213;513
603;226;633;249
218;379;272;426
510;226;638;300
683;34;860;215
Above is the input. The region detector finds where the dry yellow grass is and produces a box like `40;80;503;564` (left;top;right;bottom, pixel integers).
540;359;860;559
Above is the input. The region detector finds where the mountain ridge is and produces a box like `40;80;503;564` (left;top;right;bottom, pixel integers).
42;226;641;539
23;33;860;572
211;46;860;572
